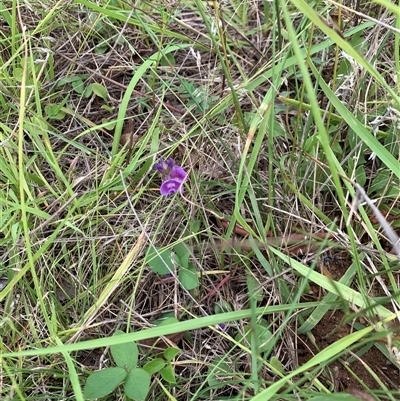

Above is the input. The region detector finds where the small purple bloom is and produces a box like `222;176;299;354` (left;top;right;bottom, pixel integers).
153;157;174;173
167;158;174;169
160;179;185;196
153;157;187;196
217;323;227;332
170;166;187;182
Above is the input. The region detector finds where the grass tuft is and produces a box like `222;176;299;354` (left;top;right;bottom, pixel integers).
0;0;399;400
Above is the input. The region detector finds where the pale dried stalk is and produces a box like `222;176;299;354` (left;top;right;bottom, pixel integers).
353;183;400;258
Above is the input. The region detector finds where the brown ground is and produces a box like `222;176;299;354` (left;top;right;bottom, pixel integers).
298;311;400;392
298;254;400;394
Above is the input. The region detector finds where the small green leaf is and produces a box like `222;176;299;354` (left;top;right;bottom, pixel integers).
56;76;83;87
84;84;93;98
160;53;176;67
143;358;166;375
207;357;229;389
44;104;66;120
101;118;117;130
214;300;233;314
160;364;176;384
355;164;367;187
330;140;343;157
173;242;190;267
72;78;85;94
309;395;361;401
370;169;390;194
101;104;114;112
257;325;273;353
111;332;138;369
303;133;318;156
13;67;23;81
26;173;46;186
124;368;150;400
91;83;108;101
145;246;173;275
155;316;179;326
247;274;263;302
163;347;180;362
95;44;109;55
190;219;201;233
83;367;127;399
178;262;198;290
269;356;285;375
235;324;273;353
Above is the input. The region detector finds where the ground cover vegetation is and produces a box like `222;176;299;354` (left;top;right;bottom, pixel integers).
0;0;399;400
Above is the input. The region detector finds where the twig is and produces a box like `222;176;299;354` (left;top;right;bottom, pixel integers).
352;183;400;258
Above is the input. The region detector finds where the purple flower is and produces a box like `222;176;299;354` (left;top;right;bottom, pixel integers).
153;157;187;196
160;179;185;196
170;166;187;182
153;157;174;173
217;323;227;332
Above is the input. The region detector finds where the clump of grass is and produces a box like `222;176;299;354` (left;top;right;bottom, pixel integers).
0;0;399;400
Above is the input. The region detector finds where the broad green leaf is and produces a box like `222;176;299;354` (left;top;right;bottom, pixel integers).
355;165;366;187
101;104;114;113
255;324;273;354
173;242;190;267
83;367;126;399
191;219;201;233
95;44;109;55
13;67;23;82
145;246;173;275
56;76;83;87
143;358;166;375
330;140;343;157
269;356;284;375
303;133;318;156
214;300;233;314
91;83;108;101
178;262;198;290
160;53;176;67
247;274;263;302
207;357;230;389
163;347;180;362
154;315;179;326
369;169;391;194
72;78;85;94
44;104;66;120
235;324;273;353
124;368;150;401
160;364;176;384
111;332;138;369
84;84;93;98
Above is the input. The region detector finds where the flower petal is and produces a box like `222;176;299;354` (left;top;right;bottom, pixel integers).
170;166;187;182
166;158;174;169
153;157;175;173
160;179;184;196
153;158;165;172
